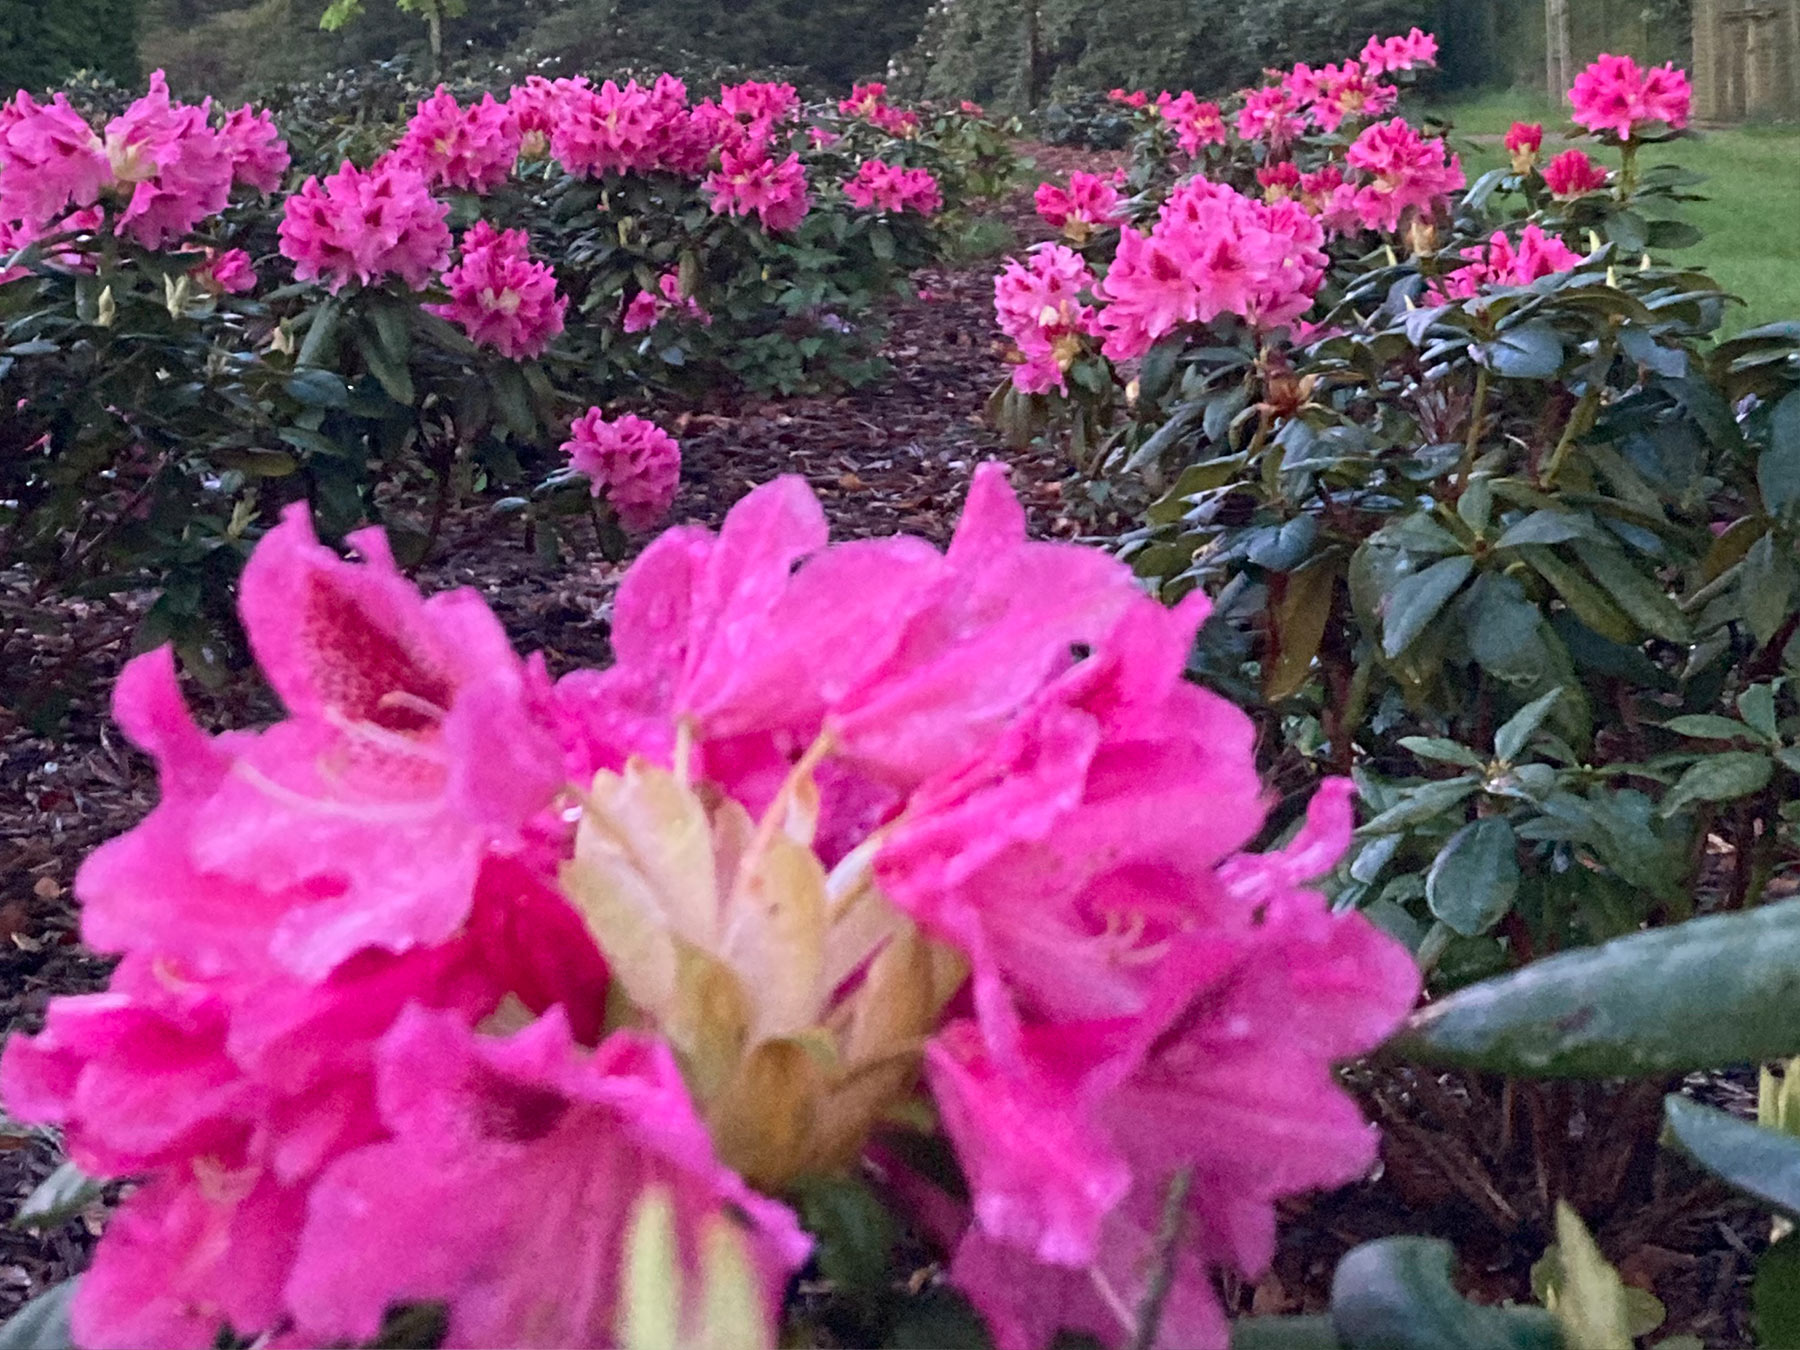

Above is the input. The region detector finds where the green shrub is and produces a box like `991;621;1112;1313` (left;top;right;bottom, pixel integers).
0;0;141;94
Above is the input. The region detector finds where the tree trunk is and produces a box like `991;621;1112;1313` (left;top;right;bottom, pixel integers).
426;3;443;82
1022;1;1041;110
1545;0;1573;99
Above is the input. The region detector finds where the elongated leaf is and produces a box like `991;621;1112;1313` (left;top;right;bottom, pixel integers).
1758;390;1800;519
1570;541;1690;643
1660;751;1773;816
11;1162;102;1232
1543;1203;1631;1350
1265;562;1338;702
1495;510;1601;550
1330;1238;1558;1350
1399;737;1486;770
1479;323;1564;380
1661;714;1759;742
1664;1095;1800;1220
1519;546;1639;644
1381;555;1474;659
1390;898;1800;1076
1358;777;1480;836
1495;688;1564;764
0;1279;77;1350
1426;818;1521;937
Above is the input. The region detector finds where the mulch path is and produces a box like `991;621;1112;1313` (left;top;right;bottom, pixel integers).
0;143;1767;1346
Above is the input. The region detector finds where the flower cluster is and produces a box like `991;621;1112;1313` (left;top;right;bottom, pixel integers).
389;86;523;195
0;466;1416;1350
561;409;682;530
704;146;810;233
1034;170;1128;242
839;81;920;136
994;243;1101;394
1544;147;1610;199
1235;85;1305;150
1359;27;1439;75
189;246;257;296
1158;92;1227;156
1568;52;1692;140
1505;120;1544;174
1433;222;1586;302
218;105;291;194
551;74;712;179
622;270;712;334
1094;177;1328;358
426;221;567;360
843;160;943;215
1309;60;1400;133
278;158;451;294
1334;116;1465;234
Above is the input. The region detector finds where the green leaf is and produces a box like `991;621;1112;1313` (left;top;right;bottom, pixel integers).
1398;737;1486;770
1357;777;1480;836
1479;322;1564;380
791;1175;897;1300
1570;541;1690;643
11;1162;102;1232
1381;555;1475;659
1541;1203;1632;1350
1756;1232;1800;1349
1330;1238;1558;1350
358;330;415;406
1230;1316;1342;1350
1660;751;1773;816
1742;531;1796;646
1757;390;1800;519
0;1279;77;1350
1426;818;1521;938
1739;683;1780;741
1495;688;1565;764
1519;545;1639;644
296;297;341;367
1661;714;1759;742
1664;1095;1800;1220
1495;510;1601;550
1389;898;1800;1076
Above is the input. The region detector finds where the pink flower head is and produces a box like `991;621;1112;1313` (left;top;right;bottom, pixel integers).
286;1010;810;1348
1543;147;1610;198
1093;177;1327;357
0;206;105;282
622;269;712;334
1159;92;1228;156
1433;222;1585;301
1281;62;1325;107
1505;120;1544;173
508;75;587;158
104;72;237;250
1235;85;1306;150
961;100;986;116
994;243;1101;394
190;246;257;295
391;87;522;195
1109;89;1151;109
840;82;889;118
1342;116;1465;233
844;160;943;215
562;409;681;530
1312;60;1399;132
1256;160;1301;202
278;158;451;294
720;79;800;132
552;76;702;179
1361;27;1440;75
1034;171;1127;239
426;221;567;360
218;105;290;194
1569;53;1692;140
0;91;110;228
704;147;810;232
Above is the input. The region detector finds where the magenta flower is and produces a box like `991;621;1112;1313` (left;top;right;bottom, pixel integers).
1311;60;1399;132
622;269;711;333
0;91;111;228
426;221;567;360
103;70;238;250
391;86;522;195
217;105;290;194
1543;147;1611;198
190;246;257;295
1341;116;1465;233
994;243;1100;395
1360;27;1439;75
1159;91;1227;155
1569;53;1692;140
843;160;943;215
704;147;810;232
278;158;450;293
1505;120;1545;173
1035;171;1127;239
1434;222;1586;302
1235;85;1305;150
562;409;682;530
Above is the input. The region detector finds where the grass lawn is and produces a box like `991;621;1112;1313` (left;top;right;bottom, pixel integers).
1424;89;1800;334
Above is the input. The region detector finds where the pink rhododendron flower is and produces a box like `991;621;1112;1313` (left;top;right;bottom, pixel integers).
103;71;238;249
551;75;705;179
719;79;799;131
190;246;257;295
1543;147;1610;198
1360;27;1440;75
1092;177;1327;358
704;147;810;232
0;91;110;227
994;243;1101;394
1035;171;1127;238
286;1009;810;1348
1235;85;1305;149
278;159;451;293
961;100;986;116
1159;91;1227;155
1257;160;1302;202
1311;60;1398;132
391;87;522;195
218;105;290;194
562;409;682;530
844;160;942;215
1569;53;1692;139
1341;116;1465;233
1109;88;1151;108
0;206;105;283
839;82;920;136
622;269;711;333
1433;222;1586;301
508;75;586;158
426;220;567;360
1505;120;1545;173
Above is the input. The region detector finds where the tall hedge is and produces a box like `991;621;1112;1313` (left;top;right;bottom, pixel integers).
0;0;141;95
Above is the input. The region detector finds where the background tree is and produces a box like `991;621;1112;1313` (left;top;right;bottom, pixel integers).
319;0;465;80
0;0;141;93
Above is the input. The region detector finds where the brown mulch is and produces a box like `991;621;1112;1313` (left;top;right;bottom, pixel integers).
0;148;1768;1347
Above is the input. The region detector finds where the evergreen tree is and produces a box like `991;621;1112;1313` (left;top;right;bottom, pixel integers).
0;0;141;94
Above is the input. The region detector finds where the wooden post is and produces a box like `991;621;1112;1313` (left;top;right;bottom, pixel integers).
1546;0;1573;99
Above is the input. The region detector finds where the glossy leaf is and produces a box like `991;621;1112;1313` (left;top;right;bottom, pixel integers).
0;1280;77;1350
1426;818;1521;938
1329;1238;1558;1350
10;1162;102;1232
1381;555;1474;659
1659;751;1773;817
1664;1095;1800;1220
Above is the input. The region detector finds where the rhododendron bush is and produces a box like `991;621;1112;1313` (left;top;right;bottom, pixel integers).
0;465;1422;1349
0;64;1008;713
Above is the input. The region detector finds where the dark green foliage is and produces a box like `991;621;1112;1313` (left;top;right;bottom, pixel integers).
0;0;140;94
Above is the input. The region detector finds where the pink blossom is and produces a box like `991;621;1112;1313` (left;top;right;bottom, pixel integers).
0;206;105;282
994;243;1100;394
719;79;800;131
1235;86;1305;149
552;75;704;179
1505;120;1544;173
961;100;986;116
0;91;110;227
1311;60;1399;132
391;87;522;195
840;81;889;118
1543;147;1610;198
1257;160;1301;201
190;246;257;295
622;269;711;333
839;82;920;136
1109;89;1151;109
1360;27;1440;75
704;147;810;232
278;158;450;293
217;105;290;194
1341;116;1465;233
426;221;567;360
844;160;943;215
1569;53;1692;140
103;71;238;249
562;409;682;530
1158;92;1227;155
286;1009;809;1348
1035;171;1127;237
1434;222;1585;301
